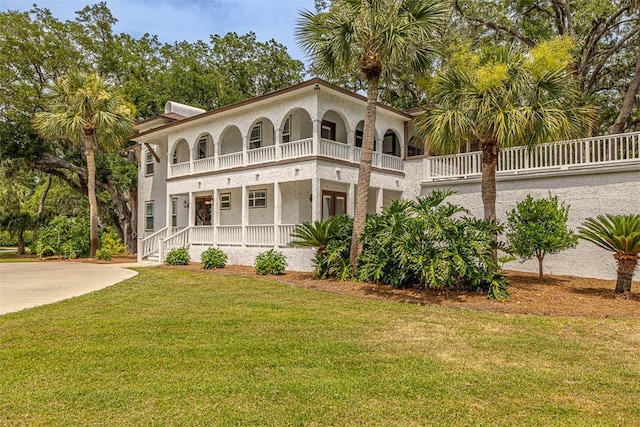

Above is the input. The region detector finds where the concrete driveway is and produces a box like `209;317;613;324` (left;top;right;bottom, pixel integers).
0;262;146;315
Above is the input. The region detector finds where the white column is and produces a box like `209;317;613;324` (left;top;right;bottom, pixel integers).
312;119;320;155
165;192;172;232
274;182;281;247
214;141;220;170
212;188;219;245
311;177;321;222
187;191;194;227
137;236;143;262
347;129;355;162
275;128;282;160
347;183;356;216
166;152;172;178
376;187;384;213
243;135;249;165
241;186;248;246
189;146;195;174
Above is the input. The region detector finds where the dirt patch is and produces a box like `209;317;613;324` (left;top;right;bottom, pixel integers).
162;263;640;319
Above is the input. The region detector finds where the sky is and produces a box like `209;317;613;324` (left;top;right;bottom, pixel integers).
3;0;316;62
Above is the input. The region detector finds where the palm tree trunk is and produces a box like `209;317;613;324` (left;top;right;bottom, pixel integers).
481;142;499;262
350;77;379;267
614;254;638;294
84;131;100;257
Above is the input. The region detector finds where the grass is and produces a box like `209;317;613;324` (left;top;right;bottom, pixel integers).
1;268;640;425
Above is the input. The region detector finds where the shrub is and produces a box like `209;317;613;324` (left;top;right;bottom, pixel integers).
292;215;352;280
357;190;509;300
34;215;90;258
506;194;578;280
166;247;190;265
96;248;112;261
255;249;287;275
201;247;227;269
99;227;128;256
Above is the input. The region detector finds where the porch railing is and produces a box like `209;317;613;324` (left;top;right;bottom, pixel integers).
190;226;215;244
425;131;640;180
218;225;242;245
167;137;404;178
141;226;168;258
278;224;298;247
247;225;275;246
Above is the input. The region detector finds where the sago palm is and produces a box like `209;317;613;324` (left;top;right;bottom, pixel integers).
34;72;135;257
578;214;640;295
297;0;447;267
414;40;595;222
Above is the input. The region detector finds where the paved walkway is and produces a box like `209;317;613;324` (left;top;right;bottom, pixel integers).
0;262;152;315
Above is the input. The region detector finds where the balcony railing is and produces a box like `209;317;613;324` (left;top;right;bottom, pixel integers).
424;131;640;181
167;137;404;178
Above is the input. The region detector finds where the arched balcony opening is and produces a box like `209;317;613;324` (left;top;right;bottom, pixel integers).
247;118;275;150
171;139;190;164
280;108;313;143
219;125;243;155
195;133;214;159
383;129;402;157
355;120;379;150
320;110;348;143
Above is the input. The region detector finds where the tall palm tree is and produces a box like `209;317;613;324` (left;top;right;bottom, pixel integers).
414;42;595;222
578;214;640;295
297;0;447;267
34;72;135;257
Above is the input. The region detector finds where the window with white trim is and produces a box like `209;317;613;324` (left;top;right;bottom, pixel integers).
145;151;154;175
321;120;336;140
248;189;267;208
145;201;154;231
282;116;291;143
249;122;262;149
220;193;231;210
197;135;209;159
171;198;177;228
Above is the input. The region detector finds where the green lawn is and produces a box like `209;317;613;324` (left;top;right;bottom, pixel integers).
1;268;639;426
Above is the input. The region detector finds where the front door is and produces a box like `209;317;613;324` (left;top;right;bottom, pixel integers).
322;191;346;219
194;196;212;225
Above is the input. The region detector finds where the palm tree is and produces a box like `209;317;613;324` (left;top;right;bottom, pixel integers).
578;215;640;295
297;0;447;267
34;72;135;257
414;41;595;222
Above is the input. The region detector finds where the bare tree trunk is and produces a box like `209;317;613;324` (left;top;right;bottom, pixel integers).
350;77;379;268
609;45;640;135
37;175;52;219
538;255;544;280
84;132;99;257
615;254;638;294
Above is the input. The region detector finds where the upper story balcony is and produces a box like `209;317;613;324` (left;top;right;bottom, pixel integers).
423;131;640;182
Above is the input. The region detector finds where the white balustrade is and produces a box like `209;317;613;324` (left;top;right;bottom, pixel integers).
379;153;404;171
246;225;275;246
247;145;276;164
319;139;350;160
190;226;215;244
352;147;362;163
170;161;190;177
278;224;298;247
218;152;243;169
280;138;313;159
193;156;215;173
141;227;168;257
164;227;190;250
218;225;242;245
425;131;640;180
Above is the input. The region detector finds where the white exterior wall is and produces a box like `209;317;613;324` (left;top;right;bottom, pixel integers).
138;143;168;237
419;168;640;280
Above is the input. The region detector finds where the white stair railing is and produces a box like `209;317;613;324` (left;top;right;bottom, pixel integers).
141;227;168;258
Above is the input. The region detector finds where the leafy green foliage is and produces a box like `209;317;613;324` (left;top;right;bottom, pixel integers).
99;227;128;256
34;215;90;259
506;194;578;279
358;191;509;299
96;248;112;261
201;247;228;269
578;214;640;294
255;249;287;275
292;215;353;280
0;212;36;255
166;247;191;265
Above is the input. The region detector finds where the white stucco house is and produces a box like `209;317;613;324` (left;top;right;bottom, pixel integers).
133;77;640;279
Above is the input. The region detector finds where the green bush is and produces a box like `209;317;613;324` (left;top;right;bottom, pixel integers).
357;190;509;300
255;249;287;275
292;215;352;280
201;247;227;269
34;215;90;258
96;248;112;261
506;194;578;280
99;227;128;256
166;247;190;265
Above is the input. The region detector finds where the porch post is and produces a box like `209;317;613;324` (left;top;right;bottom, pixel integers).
311;177;321;222
158;237;165;265
275;128;282;161
187;192;194;227
189;145;195;174
241;186;248;247
312;119;320;155
347;183;356;217
376;187;384;213
212;188;219;246
274;182;282;247
243;135;249;166
214;141;220;170
166;152;172;178
347;129;355;162
137;236;143;262
166;193;172;233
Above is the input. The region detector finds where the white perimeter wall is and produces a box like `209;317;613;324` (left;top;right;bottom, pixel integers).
414;166;640;280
